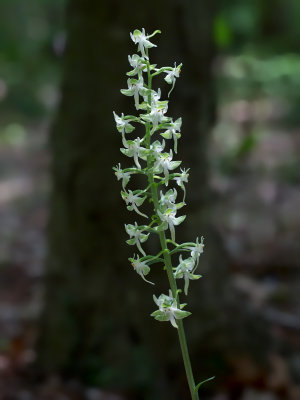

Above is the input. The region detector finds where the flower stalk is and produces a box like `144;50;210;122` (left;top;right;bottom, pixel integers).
113;28;212;399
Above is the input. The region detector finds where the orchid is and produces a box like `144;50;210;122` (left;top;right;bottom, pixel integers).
129;254;154;284
164;62;182;96
130;28;159;59
141;90;169;131
121;190;147;218
120;137;146;169
160;117;182;153
153;150;181;186
174;255;202;295
157;208;186;242
125;222;149;256
113;163;131;189
174;168;190;201
151;291;191;328
159;188;185;212
185;236;204;267
127;54;147;76
150;139;165;158
113;29;212;399
121;77;147;110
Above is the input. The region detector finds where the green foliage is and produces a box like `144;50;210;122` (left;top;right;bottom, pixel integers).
218;54;300;124
0;0;66;120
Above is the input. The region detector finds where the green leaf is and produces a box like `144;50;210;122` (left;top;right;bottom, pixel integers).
194;376;215;393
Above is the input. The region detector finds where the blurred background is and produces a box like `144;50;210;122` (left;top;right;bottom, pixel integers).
0;1;299;399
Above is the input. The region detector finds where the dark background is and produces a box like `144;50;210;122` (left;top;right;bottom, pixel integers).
0;1;299;399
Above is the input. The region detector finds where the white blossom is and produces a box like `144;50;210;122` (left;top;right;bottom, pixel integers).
120;137;146;169
164;63;182;96
127;54;147;76
121;190;147;218
125;222;149;256
174;255;201;295
185;237;204;267
160;118;182;153
121;77;147;110
174;168;189;200
153;150;181;186
113;163;131;189
129;254;154;284
130;28;157;59
151;290;191;328
157;208;186;242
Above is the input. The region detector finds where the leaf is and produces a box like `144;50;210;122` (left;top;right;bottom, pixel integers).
194;376;215;393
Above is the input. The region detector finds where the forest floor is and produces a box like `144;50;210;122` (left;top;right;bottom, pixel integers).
0;100;299;399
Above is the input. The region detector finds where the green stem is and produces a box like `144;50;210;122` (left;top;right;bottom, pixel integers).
145;53;199;400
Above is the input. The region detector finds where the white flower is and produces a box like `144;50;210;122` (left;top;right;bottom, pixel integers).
129;254;154;284
113;163;131;189
164;63;182;96
174;168;189;201
151;290;191;328
165;63;182;85
149;105;167;128
121;77;147;110
174;255;201;295
159;188;185;213
130;28;157;59
113;112;135;147
121;190;147;218
125;222;149;256
160;118;182;153
127;54;147;76
153;150;181;186
185;237;204;267
150;139;165;158
120;137;146;169
157;208;186;242
141;89;169;131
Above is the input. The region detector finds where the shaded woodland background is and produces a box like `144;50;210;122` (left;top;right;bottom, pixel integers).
0;1;299;399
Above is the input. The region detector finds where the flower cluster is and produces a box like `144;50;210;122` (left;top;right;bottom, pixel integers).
113;29;204;329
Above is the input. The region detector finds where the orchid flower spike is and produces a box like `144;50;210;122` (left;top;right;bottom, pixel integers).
113;28;211;398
